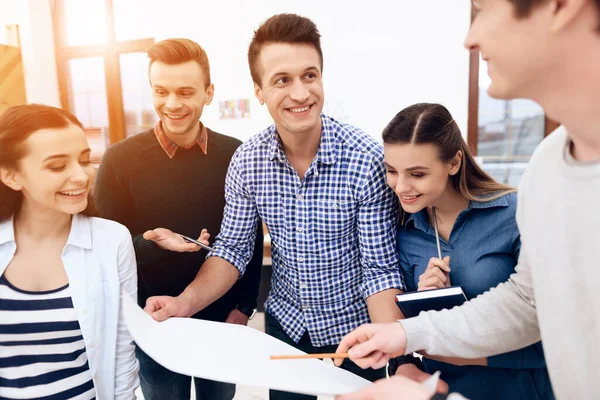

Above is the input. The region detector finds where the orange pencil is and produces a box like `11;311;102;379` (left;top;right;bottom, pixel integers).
270;353;350;360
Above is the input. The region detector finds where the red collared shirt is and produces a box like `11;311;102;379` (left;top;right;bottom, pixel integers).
154;121;208;159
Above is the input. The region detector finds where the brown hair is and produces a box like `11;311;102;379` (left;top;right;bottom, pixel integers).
509;0;600;30
382;103;515;225
248;13;323;86
147;38;212;88
0;104;96;222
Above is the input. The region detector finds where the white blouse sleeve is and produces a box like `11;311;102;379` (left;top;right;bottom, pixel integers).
114;230;140;399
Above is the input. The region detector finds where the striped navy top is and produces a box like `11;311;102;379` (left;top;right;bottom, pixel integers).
0;274;96;399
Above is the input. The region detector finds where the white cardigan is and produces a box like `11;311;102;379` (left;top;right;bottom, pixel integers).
0;214;139;399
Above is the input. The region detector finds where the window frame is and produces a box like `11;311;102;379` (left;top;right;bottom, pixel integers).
51;0;154;144
467;6;558;155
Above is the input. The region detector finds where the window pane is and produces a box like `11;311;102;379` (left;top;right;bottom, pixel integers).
113;0;157;42
120;52;157;137
67;57;109;162
63;0;108;46
477;57;545;186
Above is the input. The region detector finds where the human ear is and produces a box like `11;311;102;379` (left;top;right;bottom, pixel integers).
205;84;215;105
547;0;588;33
0;168;22;191
254;83;264;105
449;150;463;176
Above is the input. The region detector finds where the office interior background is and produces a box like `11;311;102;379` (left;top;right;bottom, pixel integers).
0;0;558;186
0;1;559;398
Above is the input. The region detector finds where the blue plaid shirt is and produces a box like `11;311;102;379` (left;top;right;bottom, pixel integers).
209;115;405;346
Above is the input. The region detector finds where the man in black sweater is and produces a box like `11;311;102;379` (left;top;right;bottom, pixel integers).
94;38;263;400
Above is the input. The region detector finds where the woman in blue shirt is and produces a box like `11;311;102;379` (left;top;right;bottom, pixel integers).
383;103;554;399
0;104;139;399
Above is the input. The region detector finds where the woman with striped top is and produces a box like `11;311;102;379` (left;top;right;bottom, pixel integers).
0;104;139;399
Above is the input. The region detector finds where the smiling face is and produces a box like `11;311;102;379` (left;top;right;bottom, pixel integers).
464;0;556;100
150;60;214;140
384;143;461;214
253;42;324;138
1;124;95;217
465;0;556;99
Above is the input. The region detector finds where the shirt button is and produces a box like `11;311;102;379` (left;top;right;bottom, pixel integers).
302;305;311;311
300;283;307;289
82;309;88;315
297;227;304;233
297;257;304;262
296;194;303;200
89;342;95;349
332;202;339;208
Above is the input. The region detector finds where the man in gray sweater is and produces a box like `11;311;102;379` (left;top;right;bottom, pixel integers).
334;0;600;399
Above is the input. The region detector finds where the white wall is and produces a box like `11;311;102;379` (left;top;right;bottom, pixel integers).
0;0;25;45
2;0;471;142
145;0;472;142
146;0;472;141
0;0;61;107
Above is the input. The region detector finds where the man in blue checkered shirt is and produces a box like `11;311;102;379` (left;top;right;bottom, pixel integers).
143;13;406;397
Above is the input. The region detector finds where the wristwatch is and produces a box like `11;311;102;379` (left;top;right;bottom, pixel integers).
387;354;425;376
237;306;257;319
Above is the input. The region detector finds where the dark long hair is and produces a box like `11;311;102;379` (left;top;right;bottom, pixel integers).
382;103;515;225
0;104;97;222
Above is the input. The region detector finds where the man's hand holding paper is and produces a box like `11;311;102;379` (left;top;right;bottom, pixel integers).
144;294;192;321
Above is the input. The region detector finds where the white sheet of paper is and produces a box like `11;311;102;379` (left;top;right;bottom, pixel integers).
122;295;371;396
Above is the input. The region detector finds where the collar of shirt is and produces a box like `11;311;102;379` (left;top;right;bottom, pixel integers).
0;215;15;246
404;194;510;234
266;114;338;166
0;214;140;398
154;121;208;159
0;214;93;250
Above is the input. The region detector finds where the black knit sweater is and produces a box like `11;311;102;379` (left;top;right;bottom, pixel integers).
94;127;263;322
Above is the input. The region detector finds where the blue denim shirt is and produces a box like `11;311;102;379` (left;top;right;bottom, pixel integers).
398;193;554;400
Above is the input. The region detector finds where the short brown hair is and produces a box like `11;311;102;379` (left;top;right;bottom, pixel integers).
0;104;96;221
509;0;600;29
248;14;323;86
147;38;211;88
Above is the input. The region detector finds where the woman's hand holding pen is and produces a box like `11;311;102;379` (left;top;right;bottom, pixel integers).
418;256;451;291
